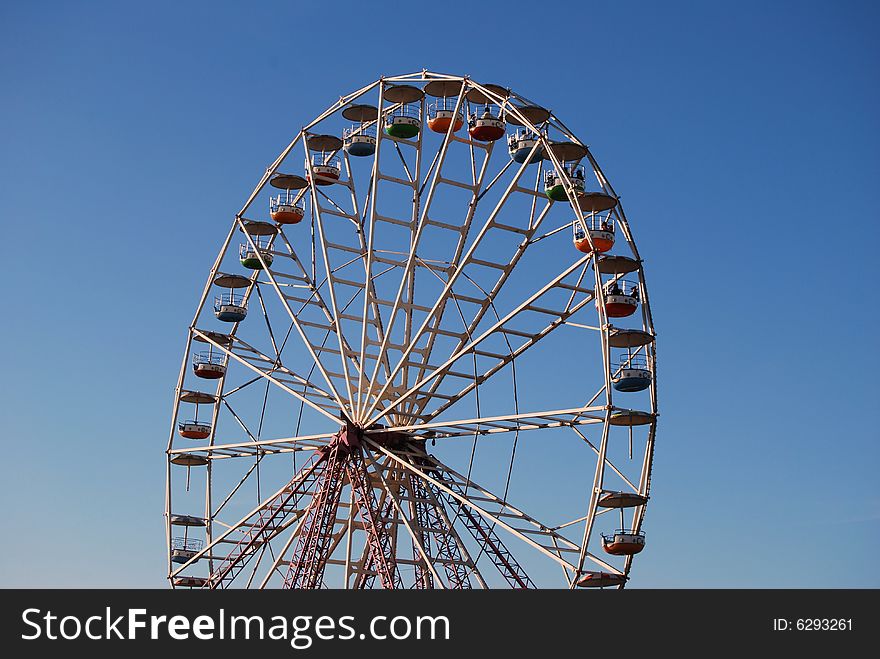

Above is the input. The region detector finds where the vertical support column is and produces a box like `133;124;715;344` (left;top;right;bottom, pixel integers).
347;448;402;589
283;442;347;589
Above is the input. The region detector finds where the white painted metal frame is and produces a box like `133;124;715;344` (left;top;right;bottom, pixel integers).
165;71;657;589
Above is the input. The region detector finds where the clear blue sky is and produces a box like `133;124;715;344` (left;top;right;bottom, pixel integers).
1;0;877;587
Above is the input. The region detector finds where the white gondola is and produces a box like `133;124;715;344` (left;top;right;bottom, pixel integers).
305;134;343;185
171;537;204;564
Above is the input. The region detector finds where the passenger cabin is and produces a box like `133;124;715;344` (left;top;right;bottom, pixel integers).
545;164;585;201
383;85;424;139
269;195;304;225
612;354;651;392
601;529;646;556
600;278;640;318
171;537;204;565
177;390;214;440
191;330;232;379
466;84;509;142
505;104;550;163
305;134;343;185
178;419;211;440
268;173;308;224
425;79;464;134
192;350;226;379
573;216;614;254
576;571;626;588
212;273;250;323
543;142;589;201
507;129;543;164
342;104;379;156
427;100;464;134
239;238;273;270
214;292;247;322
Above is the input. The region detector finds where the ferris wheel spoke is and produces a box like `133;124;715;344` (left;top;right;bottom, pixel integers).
235;219;352;415
268;241;395;420
411;164;546;400
363;146;555;423
170;432;331;462
333;152;397;415
569;426;641;494
219;399;261;443
311;204;361;412
364;405;605;442
299;154;370;414
302;145;406;423
269;222;390;405
407;452;532;588
211;458;262;520
192;329;345;424
359;88;487;421
367;255;595;426
252;284;283;360
411;210;578;416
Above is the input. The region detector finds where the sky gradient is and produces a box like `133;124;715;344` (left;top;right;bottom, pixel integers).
1;0;877;587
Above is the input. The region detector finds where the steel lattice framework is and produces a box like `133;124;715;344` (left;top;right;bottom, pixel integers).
164;70;658;590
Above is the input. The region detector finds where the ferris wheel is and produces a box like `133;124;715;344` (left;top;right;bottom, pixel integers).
165;70;658;590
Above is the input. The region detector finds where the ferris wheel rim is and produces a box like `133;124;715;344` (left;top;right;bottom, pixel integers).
165;70;657;590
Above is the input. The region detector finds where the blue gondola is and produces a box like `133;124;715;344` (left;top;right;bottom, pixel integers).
611;355;652;392
507;129;543;164
344;125;376;157
214;292;247;323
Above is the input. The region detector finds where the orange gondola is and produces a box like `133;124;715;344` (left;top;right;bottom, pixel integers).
573;215;615;254
601;529;646;556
